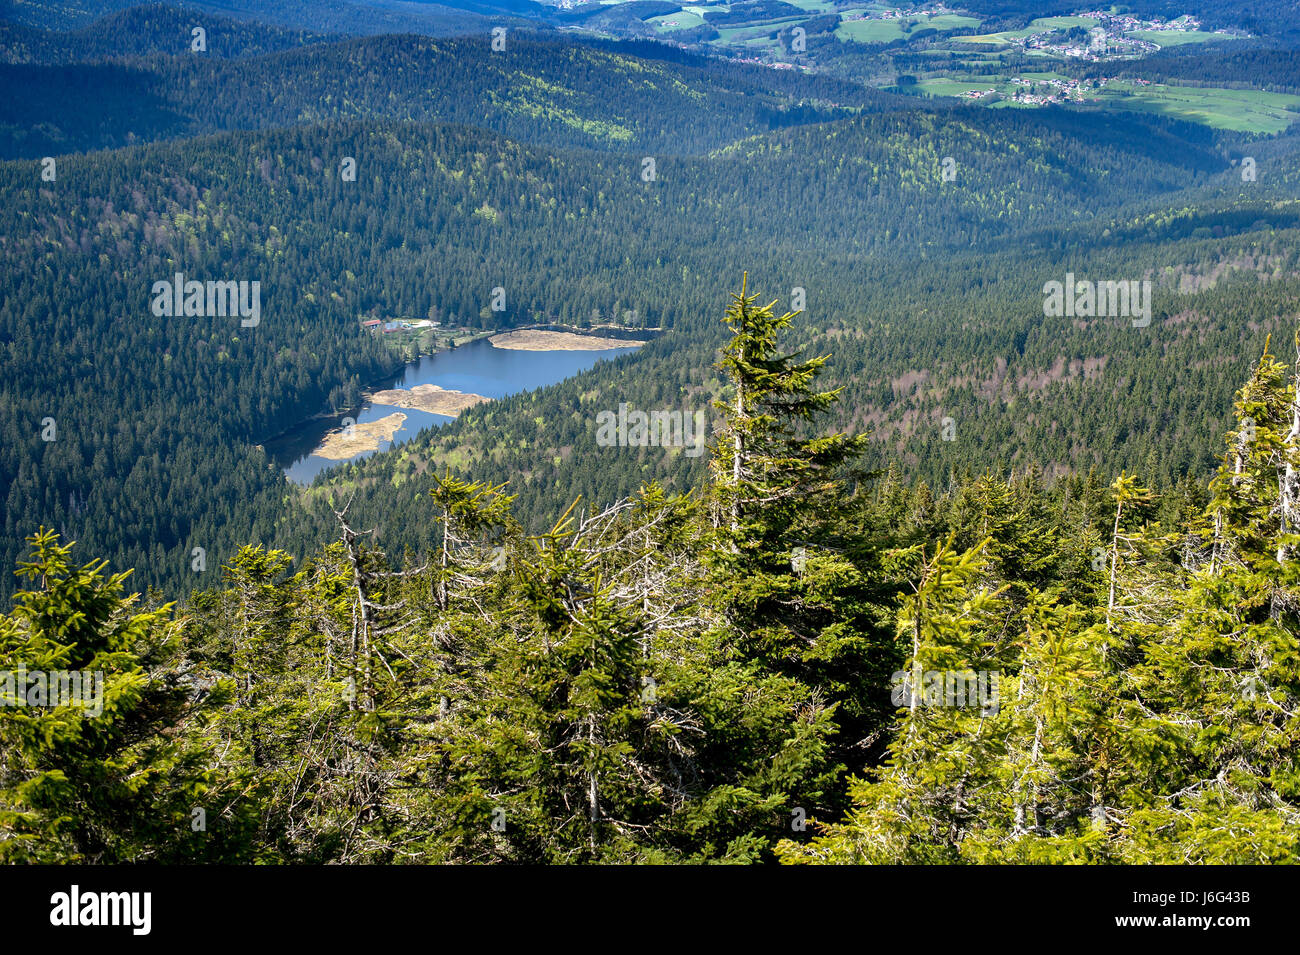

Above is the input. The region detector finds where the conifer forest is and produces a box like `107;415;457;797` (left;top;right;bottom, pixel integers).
1;0;1298;920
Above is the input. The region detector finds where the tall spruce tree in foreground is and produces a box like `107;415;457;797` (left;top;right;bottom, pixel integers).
709;273;869;556
705;274;895;824
1118;340;1300;862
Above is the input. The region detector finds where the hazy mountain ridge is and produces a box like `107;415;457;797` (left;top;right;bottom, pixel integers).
0;3;338;62
0;22;905;158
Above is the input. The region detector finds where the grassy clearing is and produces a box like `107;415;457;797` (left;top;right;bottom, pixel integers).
834;9;980;44
834;19;905;43
956;27;1035;44
913;77;1005;97
1101;82;1300;134
648;11;705;31
906;71;1299;133
1032;15;1097;29
926;14;980;31
716;18;804;42
1126;29;1230;47
680;4;725;17
957;15;1094;44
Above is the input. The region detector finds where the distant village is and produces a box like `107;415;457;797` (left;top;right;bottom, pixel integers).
954;70;1162;104
948;10;1235;106
956;74;1151;106
842;2;961;23
1008;12;1244;62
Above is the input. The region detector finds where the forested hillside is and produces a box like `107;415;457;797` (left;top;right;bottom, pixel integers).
312;217;1300;554
0;0;520;34
0;24;893;158
3;0;1300;875
3;95;1274;600
3;279;1297;863
0;4;335;62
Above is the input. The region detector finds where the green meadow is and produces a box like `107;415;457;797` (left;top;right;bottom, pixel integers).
911;71;1300;135
1126;29;1232;47
1100;81;1300;134
834;18;906;43
647;11;705;31
958;15;1096;45
716;18;804;42
834;11;980;44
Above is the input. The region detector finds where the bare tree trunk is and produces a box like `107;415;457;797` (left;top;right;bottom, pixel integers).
1028;716;1043;831
730;354;745;534
1211;431;1250;573
1277;333;1300;567
438;502;451;612
729;274;748;536
1011;674;1029;833
588;716;599;851
336;500;374;712
909;601;922;716
1106;495;1124;636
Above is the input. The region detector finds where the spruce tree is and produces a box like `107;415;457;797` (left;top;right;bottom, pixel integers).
704;274;894;817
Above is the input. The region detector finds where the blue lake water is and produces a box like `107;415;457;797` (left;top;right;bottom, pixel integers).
269;337;641;484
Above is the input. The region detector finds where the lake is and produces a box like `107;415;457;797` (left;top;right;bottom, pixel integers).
268;336;642;484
